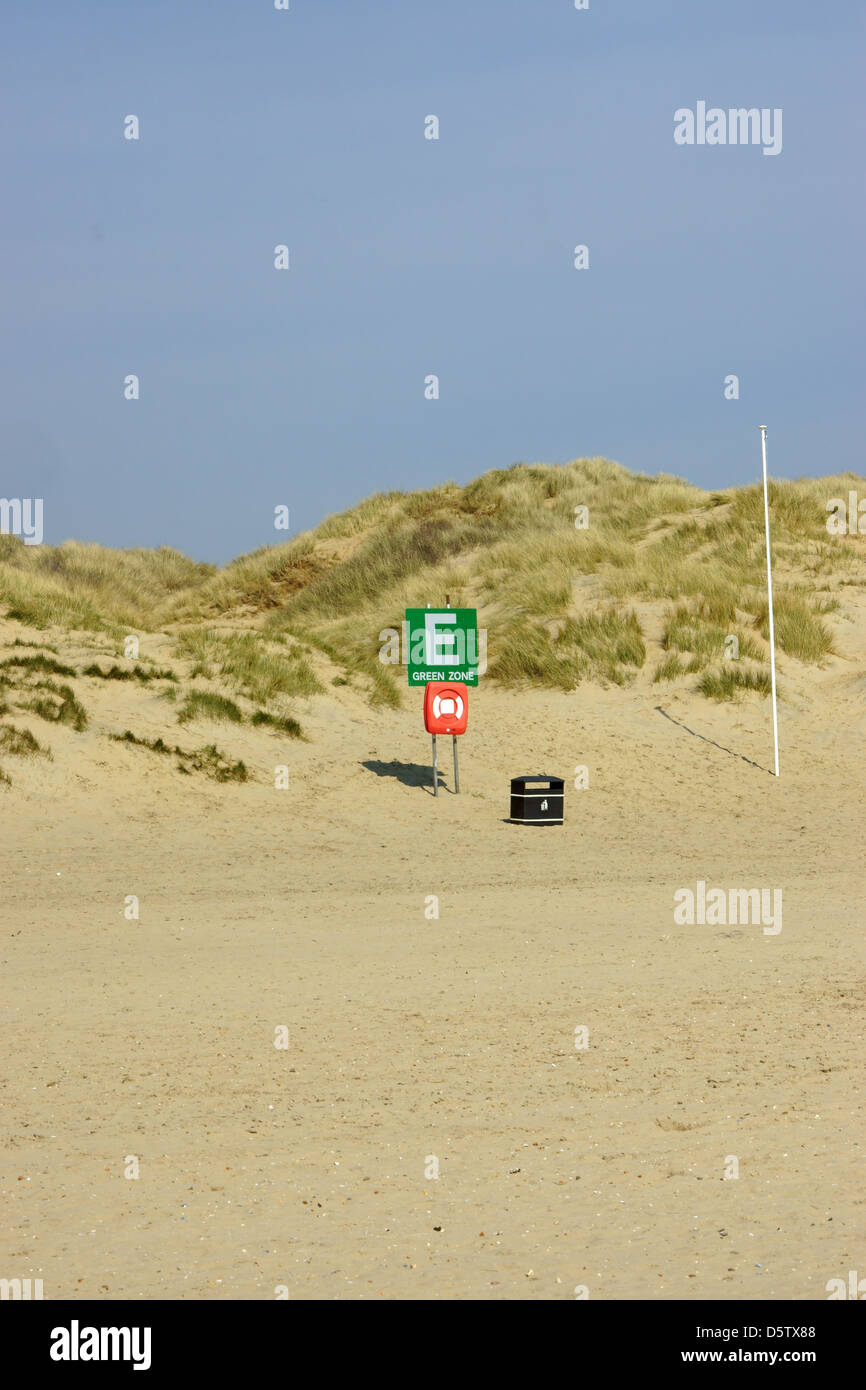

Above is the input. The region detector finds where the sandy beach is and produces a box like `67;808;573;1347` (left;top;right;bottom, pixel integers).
3;597;863;1300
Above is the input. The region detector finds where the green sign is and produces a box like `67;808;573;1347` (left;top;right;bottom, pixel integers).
405;608;479;686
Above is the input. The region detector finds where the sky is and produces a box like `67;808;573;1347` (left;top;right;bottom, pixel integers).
2;0;863;563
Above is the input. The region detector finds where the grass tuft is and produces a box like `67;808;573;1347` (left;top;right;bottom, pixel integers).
752;595;835;663
110;730;248;782
0;723;51;756
250;709;304;739
653;652;685;683
177;690;244;726
697;667;774;700
20;682;88;731
82;663;179;682
0;653;76;677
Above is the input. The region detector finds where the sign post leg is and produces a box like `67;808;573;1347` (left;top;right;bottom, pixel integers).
432;734;438;796
452;734;460;793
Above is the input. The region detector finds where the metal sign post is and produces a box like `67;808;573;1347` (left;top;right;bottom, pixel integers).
424;680;468;795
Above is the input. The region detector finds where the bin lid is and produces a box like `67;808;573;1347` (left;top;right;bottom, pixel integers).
511;774;564;787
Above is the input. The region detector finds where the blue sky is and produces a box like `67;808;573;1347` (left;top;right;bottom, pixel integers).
2;1;863;562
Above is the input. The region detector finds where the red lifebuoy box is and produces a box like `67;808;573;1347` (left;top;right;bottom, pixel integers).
423;681;468;735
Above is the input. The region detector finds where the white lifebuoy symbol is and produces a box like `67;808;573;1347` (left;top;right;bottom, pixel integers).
432;693;463;720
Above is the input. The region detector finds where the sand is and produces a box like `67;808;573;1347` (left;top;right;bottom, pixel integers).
1;609;864;1300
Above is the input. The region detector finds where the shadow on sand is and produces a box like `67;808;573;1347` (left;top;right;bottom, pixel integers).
654;705;773;775
361;759;452;796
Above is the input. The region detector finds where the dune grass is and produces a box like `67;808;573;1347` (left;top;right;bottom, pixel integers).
19;681;88;732
0;723;51;757
0;535;213;630
174;629;323;703
110;730;248;782
250;709;304;739
654;652;686;683
167;535;317;621
81;663;179;683
177;690;244;726
261;461;683;698
486;623;575;690
489;607;645;690
661;602;766;672
10;638;60;653
0;653;76;677
752;593;835;663
697;667;774;700
1;579;113;633
1;459;862;709
559;608;646;674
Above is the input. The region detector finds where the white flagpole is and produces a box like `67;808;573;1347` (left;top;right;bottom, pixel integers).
759;426;780;777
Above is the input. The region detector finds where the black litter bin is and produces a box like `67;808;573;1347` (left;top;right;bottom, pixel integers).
509;774;564;825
